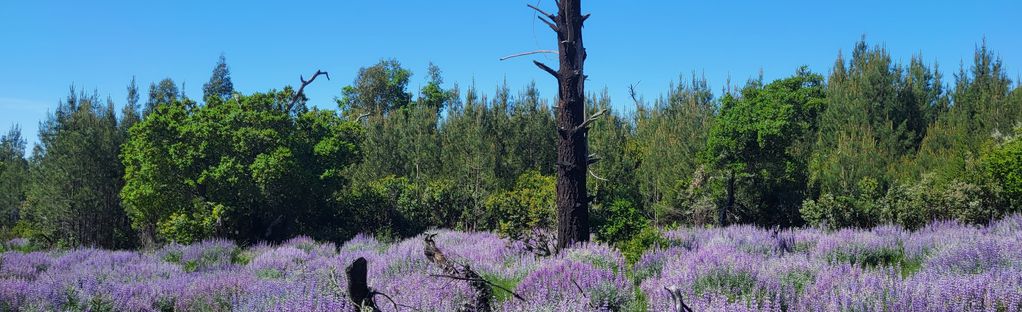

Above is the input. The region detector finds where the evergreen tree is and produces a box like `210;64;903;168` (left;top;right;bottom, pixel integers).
0;126;28;231
202;54;235;102
21;88;135;248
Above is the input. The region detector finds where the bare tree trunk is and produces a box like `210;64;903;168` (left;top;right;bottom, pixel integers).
528;0;593;251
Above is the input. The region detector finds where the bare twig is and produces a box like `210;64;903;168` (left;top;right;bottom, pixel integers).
587;153;601;165
589;170;607;181
500;50;558;61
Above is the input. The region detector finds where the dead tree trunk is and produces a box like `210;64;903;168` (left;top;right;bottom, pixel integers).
525;0;595;251
346;257;381;312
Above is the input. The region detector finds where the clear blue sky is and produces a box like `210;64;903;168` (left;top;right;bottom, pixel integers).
2;1;1020;148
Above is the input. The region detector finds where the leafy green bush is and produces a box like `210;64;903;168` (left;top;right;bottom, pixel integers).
593;199;649;245
484;171;555;240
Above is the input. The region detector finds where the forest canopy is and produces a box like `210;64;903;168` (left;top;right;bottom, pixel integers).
1;39;1021;248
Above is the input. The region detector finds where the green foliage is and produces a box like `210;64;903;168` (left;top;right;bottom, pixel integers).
593;199;649;245
982;128;1022;209
19;88;136;248
202;54;234;102
0;126;28;232
484;171;555;240
121;89;362;244
338;58;413;116
617;225;667;265
704;67;826;225
633;76;715;225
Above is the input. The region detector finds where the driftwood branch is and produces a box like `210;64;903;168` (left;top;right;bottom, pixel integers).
533;61;558;78
499;50;558;61
288;70;329;111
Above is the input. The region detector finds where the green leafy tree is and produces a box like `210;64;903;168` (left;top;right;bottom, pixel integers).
337;59;412;116
121;88;361;244
704;67;826;226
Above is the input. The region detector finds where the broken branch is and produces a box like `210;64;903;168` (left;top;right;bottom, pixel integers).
500;50;558;61
574;108;607;132
533;60;559;78
526;4;556;20
288;70;329;112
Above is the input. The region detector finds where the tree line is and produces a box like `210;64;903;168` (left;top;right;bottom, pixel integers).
1;39;1021;249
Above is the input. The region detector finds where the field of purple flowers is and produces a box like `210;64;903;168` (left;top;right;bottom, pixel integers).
2;215;1022;311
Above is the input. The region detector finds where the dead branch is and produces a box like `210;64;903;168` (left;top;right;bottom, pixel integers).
526;4;556;20
355;112;371;122
536;16;559;32
587;153;601;165
499;50;558;61
628;82;642;106
288;70;329;112
533;61;558;78
574;108;607;132
664;286;694;312
589;170;607;181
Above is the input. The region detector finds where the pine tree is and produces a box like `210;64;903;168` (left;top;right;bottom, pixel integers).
203;54;234;103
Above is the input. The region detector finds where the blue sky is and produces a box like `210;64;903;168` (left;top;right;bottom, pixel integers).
2;1;1020;148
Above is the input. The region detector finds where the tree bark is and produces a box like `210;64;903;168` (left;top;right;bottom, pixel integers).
549;0;591;251
345;257;381;312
